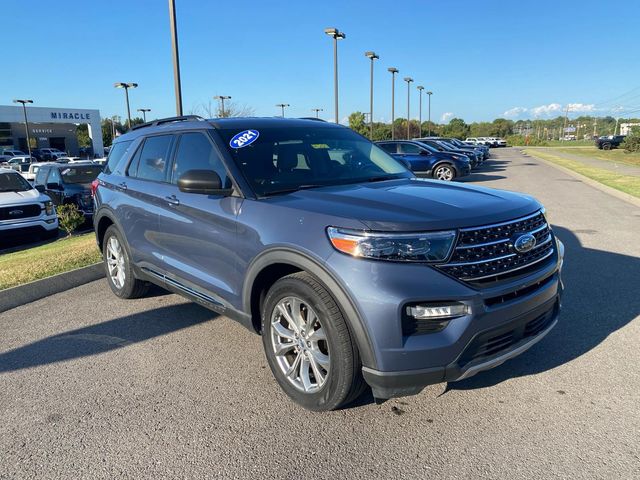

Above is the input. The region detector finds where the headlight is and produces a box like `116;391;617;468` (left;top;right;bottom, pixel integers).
44;201;54;216
327;227;456;262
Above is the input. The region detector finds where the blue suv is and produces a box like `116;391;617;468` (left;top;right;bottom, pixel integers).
94;116;564;411
376;140;471;180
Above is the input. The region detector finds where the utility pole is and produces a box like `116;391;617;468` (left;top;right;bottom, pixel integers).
276;103;289;117
13;99;33;158
311;108;323;118
593;119;597;138
417;86;424;138
404;77;413;139
168;0;183;115
388;67;399;139
365;51;379;139
427;91;433;136
562;105;570;141
214;95;232;117
324;28;345;124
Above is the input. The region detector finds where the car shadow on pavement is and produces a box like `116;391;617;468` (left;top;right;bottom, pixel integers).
0;302;217;373
445;226;640;392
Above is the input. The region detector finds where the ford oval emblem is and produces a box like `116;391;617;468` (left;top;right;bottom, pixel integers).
514;233;536;253
229;129;259;149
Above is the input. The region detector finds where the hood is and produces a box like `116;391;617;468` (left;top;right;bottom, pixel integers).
267;178;541;231
0;188;46;205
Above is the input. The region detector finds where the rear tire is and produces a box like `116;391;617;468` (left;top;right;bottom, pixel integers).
261;272;366;411
102;225;149;299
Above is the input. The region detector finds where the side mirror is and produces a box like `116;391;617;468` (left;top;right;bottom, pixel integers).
177;170;233;196
419;150;431;156
35;184;45;192
46;182;61;190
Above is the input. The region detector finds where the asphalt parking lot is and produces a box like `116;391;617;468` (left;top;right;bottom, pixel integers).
1;148;639;479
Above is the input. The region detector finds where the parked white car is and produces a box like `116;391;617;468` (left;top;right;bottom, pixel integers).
0;167;58;243
23;162;48;182
0;149;27;162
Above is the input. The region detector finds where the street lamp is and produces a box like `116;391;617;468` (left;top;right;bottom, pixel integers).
404;77;414;139
12;99;33;158
365;51;379;139
137;108;151;122
276;103;290;117
416;86;424;138
312;108;323;118
168;0;183;115
113;82;138;129
324;27;346;124
427;91;433;136
214;95;232;117
388;67;399;139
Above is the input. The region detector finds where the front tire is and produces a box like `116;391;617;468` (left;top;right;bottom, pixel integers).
261;272;366;411
433;163;456;181
602;143;612;150
102;225;149;299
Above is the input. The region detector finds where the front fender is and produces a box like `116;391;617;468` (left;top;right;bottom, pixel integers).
242;247;378;369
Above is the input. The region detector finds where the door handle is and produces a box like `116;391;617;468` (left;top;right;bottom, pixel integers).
165;195;180;206
116;182;127;191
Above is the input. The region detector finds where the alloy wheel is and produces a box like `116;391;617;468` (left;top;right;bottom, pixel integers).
435;165;454;181
270;296;330;393
106;236;126;289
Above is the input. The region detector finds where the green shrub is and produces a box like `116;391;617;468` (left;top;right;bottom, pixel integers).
623;131;640;153
56;203;85;237
505;135;549;147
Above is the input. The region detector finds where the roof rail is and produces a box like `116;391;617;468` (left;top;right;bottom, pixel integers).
298;117;326;122
131;115;206;131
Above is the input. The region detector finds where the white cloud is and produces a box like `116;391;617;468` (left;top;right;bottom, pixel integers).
441;112;454;122
530;103;563;117
503;107;528;118
566;103;596;112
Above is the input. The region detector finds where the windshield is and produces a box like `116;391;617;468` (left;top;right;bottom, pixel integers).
0;172;32;192
219;126;411;196
59;166;102;184
435;140;455;151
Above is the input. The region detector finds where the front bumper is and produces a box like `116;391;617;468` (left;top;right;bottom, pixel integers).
325;236;564;399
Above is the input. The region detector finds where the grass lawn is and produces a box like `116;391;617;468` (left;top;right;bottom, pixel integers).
523;149;640;199
0;233;102;290
549;146;640;167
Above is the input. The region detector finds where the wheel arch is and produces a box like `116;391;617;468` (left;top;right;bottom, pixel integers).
243;248;377;369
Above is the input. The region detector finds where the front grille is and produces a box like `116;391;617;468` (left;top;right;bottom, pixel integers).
436;211;555;284
0;204;42;221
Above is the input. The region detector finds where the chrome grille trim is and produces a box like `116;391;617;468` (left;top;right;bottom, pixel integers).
458;210;543;232
461;249;554;281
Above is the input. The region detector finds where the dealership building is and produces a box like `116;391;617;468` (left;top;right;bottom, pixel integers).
0;105;103;156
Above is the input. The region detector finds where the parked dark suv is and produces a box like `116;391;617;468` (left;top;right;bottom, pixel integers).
94;116;564;411
595;135;626;150
34;162;102;221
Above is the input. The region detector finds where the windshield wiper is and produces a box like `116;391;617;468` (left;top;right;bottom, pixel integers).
367;175;402;183
261;184;327;197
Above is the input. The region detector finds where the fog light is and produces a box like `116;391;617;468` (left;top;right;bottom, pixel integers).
407;303;470;319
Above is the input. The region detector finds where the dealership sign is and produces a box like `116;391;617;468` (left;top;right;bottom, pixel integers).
50;111;91;120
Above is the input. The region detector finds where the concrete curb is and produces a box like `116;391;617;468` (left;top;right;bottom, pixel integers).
0;262;105;314
520;149;640;208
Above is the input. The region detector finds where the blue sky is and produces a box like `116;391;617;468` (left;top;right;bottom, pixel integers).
3;0;639;124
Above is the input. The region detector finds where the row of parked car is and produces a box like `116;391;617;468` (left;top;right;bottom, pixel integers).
376;137;491;181
0;147;70;163
0;158;104;246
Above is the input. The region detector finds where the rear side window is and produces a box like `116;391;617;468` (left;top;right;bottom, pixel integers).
104;140;133;175
399;143;422;154
378;143;397;154
170;132;230;187
128;135;173;182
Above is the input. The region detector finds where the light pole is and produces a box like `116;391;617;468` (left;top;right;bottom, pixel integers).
137;108;151;122
312;108;323;118
276;103;290;117
324;28;346;124
114;82;138;129
365;51;379;139
388;67;399;139
214;95;232;117
404;77;413;139
168;0;183;115
427;91;433;136
416;86;424;138
13;99;33;158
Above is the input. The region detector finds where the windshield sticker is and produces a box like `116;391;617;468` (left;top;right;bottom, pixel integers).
230;129;259;149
